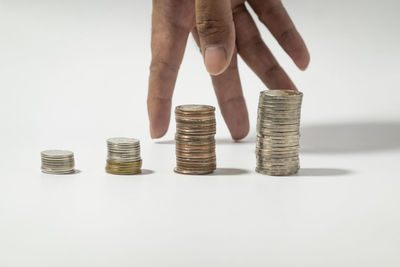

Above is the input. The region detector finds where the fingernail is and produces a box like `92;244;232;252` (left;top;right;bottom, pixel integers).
204;46;228;76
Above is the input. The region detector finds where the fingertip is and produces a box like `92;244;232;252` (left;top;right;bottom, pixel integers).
150;125;168;139
225;104;250;141
148;99;171;139
149;115;170;139
292;43;310;71
296;52;310;71
231;123;250;141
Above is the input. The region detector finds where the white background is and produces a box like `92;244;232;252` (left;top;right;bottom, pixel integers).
1;0;400;266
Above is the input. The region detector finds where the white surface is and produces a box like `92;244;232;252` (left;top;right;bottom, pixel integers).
1;1;400;266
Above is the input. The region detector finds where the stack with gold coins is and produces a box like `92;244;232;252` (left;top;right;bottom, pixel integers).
256;89;303;176
106;137;142;175
174;105;216;175
41;150;75;174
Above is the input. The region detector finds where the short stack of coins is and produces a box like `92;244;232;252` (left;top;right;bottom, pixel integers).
174;105;216;175
106;137;142;175
41;150;75;174
256;89;303;176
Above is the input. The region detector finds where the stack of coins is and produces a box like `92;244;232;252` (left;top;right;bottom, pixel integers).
256;89;303;176
106;137;142;175
41;150;75;174
174;105;216;175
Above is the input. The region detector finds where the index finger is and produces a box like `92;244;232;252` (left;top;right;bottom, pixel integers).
148;1;193;138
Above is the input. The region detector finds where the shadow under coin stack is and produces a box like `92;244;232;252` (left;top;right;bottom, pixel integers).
256;89;303;176
106;137;142;175
41;150;75;174
174;105;216;175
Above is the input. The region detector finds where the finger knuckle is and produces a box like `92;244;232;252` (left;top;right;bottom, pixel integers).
221;95;244;105
278;27;295;43
232;4;246;16
150;60;180;74
148;95;172;105
196;19;229;40
237;35;263;53
258;2;282;22
264;64;282;79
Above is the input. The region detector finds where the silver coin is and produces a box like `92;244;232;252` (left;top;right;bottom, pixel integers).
257;104;301;109
107;137;140;146
256;146;299;153
261;89;302;96
175;104;215;113
41;150;73;158
41;149;76;174
41;168;75;175
256;90;303;176
256;167;299;176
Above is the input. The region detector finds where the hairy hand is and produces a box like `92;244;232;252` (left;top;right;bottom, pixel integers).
148;0;310;140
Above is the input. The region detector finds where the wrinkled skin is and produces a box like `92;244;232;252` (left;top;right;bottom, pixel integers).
148;0;310;140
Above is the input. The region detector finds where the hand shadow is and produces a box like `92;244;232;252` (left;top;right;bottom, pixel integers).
211;168;249;176
155;136;256;145
154;121;400;155
301;121;400;154
296;168;352;176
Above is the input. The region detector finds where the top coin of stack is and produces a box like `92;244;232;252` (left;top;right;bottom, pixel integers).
174;105;216;175
256;89;303;176
41;150;75;174
106;137;142;175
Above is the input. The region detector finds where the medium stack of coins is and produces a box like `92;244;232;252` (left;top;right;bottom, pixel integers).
106;137;142;175
174;105;216;175
41;150;75;174
256;89;303;176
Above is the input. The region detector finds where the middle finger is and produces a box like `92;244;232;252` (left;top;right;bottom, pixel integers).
192;27;249;141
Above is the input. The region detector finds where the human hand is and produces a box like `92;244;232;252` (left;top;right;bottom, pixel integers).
148;0;310;140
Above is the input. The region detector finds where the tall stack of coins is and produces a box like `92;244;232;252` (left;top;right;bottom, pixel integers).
174;105;216;175
41;150;75;174
256;89;303;176
106;137;142;175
